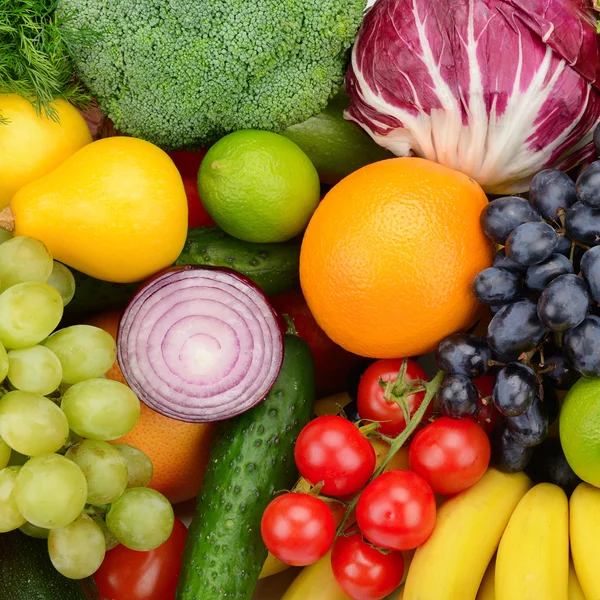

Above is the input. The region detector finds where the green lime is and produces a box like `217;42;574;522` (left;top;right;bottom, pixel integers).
560;377;600;486
197;130;320;243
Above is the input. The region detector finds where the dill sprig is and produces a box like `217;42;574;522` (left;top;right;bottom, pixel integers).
0;0;93;121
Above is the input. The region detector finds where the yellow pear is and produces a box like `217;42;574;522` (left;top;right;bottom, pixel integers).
11;137;188;283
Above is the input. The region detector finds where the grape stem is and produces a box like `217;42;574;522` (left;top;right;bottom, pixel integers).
335;369;444;538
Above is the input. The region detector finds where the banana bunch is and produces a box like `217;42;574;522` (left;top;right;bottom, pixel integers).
404;468;600;600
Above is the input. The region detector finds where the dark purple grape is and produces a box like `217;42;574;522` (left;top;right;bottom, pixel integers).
525;438;582;497
542;348;579;390
529;169;577;222
505;395;549;447
487;300;547;356
436;334;492;378
565;202;600;245
492;362;538;417
563;315;600;377
595;123;600;156
491;426;533;473
472;268;521;306
438;375;479;418
581;246;600;303
576;161;600;209
537;274;589;332
505;222;558;266
525;253;573;292
555;235;572;258
493;250;527;274
480;197;541;244
541;382;559;424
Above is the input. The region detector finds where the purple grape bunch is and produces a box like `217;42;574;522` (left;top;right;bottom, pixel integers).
435;124;600;475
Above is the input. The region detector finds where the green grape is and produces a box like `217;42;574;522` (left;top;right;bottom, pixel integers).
92;515;119;550
0;466;26;532
113;444;153;488
7;345;63;395
61;379;140;441
0;229;13;245
19;520;49;539
106;487;174;551
46;261;76;306
0;236;53;292
14;453;87;529
56;430;83;456
0;283;63;349
48;514;106;579
0;340;8;381
65;440;128;505
43;325;117;384
0;391;69;456
0;437;10;469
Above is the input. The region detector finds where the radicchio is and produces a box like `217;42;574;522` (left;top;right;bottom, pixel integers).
347;0;600;193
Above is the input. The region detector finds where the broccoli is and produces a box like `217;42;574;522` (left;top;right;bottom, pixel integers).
57;0;366;149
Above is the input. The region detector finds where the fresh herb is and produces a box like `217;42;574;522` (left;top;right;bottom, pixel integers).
0;0;93;121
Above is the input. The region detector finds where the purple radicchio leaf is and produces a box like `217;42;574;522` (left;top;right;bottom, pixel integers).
346;0;600;193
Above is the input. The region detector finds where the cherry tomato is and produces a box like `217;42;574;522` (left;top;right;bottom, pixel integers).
269;290;362;397
294;415;376;496
94;517;187;600
167;150;214;228
357;359;429;436
261;493;335;566
331;530;405;600
408;416;491;496
356;470;436;551
473;375;499;436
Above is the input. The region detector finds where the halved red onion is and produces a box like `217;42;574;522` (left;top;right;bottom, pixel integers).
117;266;284;422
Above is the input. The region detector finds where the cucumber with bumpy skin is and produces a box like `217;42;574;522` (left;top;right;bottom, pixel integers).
0;530;99;600
65;226;301;321
176;333;315;600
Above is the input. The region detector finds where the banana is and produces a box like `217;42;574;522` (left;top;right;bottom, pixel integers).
476;556;496;600
496;483;569;600
403;468;531;600
281;551;351;600
570;482;600;600
568;560;586;600
258;552;290;580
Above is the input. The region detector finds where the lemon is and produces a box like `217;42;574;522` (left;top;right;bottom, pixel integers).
560;377;600;487
197;130;320;243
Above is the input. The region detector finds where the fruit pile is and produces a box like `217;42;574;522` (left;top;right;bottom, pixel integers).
0;234;174;580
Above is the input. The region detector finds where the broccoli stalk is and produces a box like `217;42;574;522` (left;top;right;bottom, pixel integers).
57;0;366;149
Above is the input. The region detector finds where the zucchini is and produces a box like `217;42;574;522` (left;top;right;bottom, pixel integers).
176;334;315;600
0;530;99;600
64;227;301;322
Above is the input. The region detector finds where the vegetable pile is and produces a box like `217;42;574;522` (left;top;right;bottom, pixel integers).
2;0;600;599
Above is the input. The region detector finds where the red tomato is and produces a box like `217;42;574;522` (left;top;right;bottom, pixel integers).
294;416;376;497
167;150;214;228
93;517;187;600
408;417;491;496
357;359;429;437
269;290;362;396
473;375;499;436
331;530;405;600
356;470;436;551
261;493;335;566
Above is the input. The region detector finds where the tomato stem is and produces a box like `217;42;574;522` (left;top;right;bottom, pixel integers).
335;369;444;538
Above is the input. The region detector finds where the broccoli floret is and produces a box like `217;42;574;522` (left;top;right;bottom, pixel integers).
57;0;366;149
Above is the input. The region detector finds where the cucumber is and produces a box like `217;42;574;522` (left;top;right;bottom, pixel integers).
64;226;301;321
176;334;315;600
0;530;99;600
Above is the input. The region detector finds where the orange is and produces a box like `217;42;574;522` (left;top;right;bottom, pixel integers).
300;157;493;358
86;310;215;504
